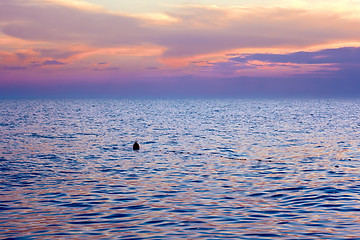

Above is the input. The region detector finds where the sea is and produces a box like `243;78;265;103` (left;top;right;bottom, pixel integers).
0;99;360;239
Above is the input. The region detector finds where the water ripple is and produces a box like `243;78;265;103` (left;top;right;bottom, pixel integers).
1;99;360;239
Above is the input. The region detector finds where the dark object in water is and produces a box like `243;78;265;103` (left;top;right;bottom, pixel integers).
133;142;140;150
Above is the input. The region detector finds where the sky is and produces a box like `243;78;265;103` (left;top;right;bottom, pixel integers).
1;0;360;97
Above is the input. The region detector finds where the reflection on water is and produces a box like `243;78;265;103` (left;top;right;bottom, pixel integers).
1;99;360;239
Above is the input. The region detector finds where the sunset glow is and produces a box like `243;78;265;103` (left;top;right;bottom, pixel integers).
1;0;360;97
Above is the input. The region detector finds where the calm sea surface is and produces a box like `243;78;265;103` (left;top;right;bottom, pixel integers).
0;99;360;239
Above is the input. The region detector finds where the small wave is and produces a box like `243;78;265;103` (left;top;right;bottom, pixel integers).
60;202;92;208
29;133;76;139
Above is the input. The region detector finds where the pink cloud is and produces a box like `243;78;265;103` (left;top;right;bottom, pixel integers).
1;1;360;59
42;60;66;66
1;1;360;97
0;1;146;46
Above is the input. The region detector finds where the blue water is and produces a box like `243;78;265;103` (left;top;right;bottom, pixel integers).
0;99;360;239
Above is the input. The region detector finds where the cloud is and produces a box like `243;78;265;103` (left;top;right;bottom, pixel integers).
146;67;159;70
93;67;120;71
150;6;360;57
34;48;80;59
230;47;360;64
0;66;27;71
228;47;360;78
0;0;146;46
174;47;360;81
1;1;360;98
1;1;360;59
42;60;66;66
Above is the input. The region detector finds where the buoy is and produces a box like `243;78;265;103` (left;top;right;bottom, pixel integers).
133;141;140;150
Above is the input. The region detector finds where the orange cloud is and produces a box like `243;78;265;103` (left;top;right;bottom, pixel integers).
1;1;360;59
2;0;360;91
